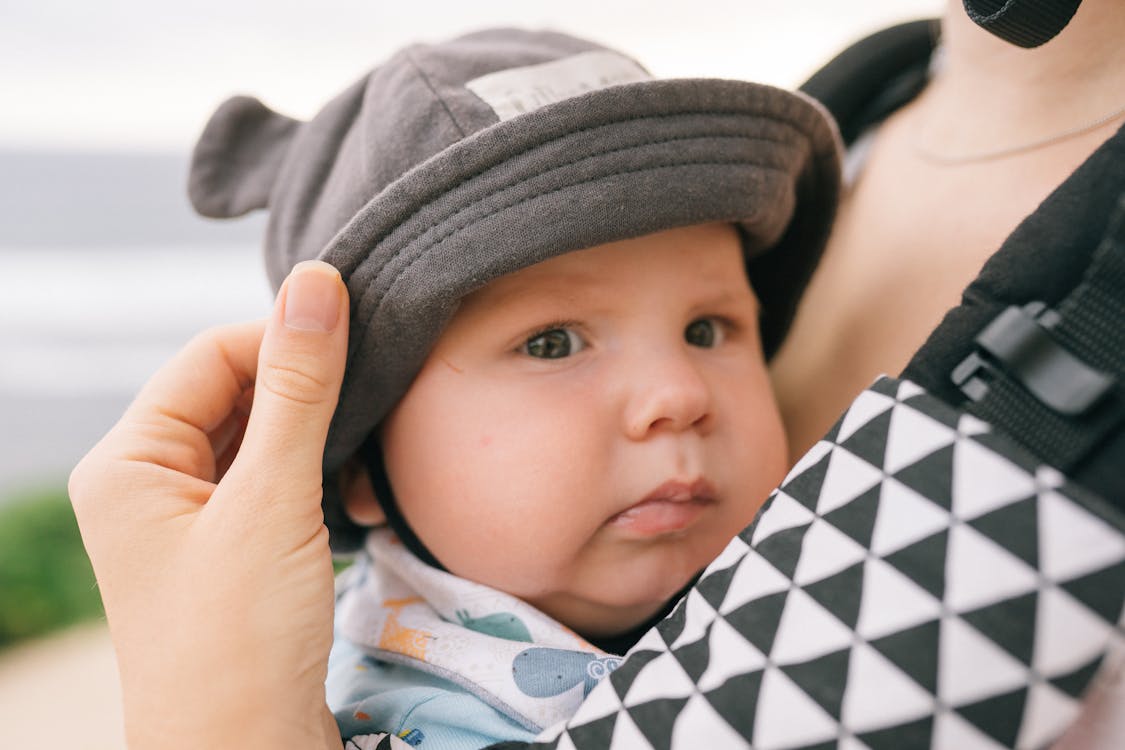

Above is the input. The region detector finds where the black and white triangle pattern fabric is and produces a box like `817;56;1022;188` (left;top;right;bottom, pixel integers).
346;733;414;749
529;377;1125;750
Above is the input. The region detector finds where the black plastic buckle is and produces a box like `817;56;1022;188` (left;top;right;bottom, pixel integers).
951;302;1115;416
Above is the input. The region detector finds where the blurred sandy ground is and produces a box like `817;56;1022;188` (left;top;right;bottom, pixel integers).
0;622;124;748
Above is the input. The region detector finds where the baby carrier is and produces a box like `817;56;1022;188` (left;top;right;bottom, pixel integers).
522;20;1125;750
349;16;1125;750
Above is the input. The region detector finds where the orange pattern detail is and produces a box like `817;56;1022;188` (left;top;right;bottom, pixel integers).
378;597;431;660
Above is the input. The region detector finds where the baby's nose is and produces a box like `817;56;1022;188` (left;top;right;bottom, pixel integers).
622;354;713;440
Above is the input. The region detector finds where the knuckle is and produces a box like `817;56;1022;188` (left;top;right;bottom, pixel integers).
151;422;217;478
67;457;94;511
188;321;243;349
183;325;226;360
258;361;333;406
67;448;124;519
183;322;255;371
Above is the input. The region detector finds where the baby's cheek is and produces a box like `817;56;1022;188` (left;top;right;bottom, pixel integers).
721;383;788;498
434;451;599;597
440;521;575;599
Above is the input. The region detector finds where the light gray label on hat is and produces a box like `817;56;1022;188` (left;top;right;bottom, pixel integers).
465;50;651;121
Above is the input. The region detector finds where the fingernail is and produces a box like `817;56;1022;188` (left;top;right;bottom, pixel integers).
283;261;342;332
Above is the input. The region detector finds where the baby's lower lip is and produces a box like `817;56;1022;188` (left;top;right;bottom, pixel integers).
606;498;713;536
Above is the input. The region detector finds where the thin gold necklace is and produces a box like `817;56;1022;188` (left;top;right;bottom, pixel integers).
914;102;1125;165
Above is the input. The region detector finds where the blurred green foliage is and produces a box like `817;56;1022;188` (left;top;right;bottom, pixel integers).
0;485;355;651
0;487;104;650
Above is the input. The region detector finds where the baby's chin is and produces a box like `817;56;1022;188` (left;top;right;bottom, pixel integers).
559;597;677;644
534;567;702;641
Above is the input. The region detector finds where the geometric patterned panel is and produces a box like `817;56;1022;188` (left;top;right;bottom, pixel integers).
346;734;415;749
524;377;1125;750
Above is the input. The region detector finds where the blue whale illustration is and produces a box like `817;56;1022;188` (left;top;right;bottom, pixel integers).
456;609;533;642
512;647;623;698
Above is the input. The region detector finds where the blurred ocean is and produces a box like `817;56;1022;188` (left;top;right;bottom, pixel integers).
0;151;271;498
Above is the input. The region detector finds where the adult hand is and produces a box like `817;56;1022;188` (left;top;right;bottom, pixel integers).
69;261;348;750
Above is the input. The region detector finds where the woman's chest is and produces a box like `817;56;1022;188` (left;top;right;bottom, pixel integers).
769;121;1092;456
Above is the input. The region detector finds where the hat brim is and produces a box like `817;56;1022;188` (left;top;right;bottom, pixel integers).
318;77;841;480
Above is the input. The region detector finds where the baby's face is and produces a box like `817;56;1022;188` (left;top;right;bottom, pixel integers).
380;222;787;638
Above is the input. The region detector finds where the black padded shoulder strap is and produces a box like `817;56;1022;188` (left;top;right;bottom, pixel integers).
800;24;1125;506
963;0;1083;48
901;128;1125;507
799;20;938;145
949;197;1125;474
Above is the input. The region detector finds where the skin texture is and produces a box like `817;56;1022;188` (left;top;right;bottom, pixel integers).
770;0;1125;461
68;262;348;750
67;4;1125;746
376;223;788;639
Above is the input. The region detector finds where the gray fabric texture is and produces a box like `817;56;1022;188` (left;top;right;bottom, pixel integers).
187;28;842;548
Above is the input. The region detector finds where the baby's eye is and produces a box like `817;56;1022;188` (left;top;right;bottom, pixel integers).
522;328;585;359
685;318;725;348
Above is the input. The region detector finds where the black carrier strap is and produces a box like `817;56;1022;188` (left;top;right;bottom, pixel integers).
962;0;1084;48
465;23;1125;750
799;20;937;146
794;20;1125;505
952;194;1125;471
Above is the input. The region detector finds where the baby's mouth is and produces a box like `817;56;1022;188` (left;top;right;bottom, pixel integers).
607;478;717;536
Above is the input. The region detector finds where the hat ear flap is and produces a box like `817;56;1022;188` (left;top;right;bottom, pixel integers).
188;95;301;218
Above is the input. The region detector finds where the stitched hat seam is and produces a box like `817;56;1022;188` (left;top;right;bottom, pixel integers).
329;101;819;276
353;131;799;315
361;156;790;336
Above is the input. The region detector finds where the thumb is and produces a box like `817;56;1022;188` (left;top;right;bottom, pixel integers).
227;260;350;504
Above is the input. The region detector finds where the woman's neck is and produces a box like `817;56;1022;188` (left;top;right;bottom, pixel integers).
917;0;1125;154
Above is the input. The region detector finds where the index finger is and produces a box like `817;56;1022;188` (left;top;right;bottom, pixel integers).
117;319;266;468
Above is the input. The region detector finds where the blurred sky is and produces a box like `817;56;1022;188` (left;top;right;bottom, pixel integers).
2;0;941;151
0;0;943;495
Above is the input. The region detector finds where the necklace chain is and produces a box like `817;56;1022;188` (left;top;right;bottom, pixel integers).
914;102;1125;166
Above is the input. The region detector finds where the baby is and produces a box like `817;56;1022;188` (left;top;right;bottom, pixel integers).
188;28;840;749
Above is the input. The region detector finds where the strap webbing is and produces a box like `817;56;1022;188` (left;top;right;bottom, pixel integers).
360;434;447;572
963;0;1083;48
958;194;1125;470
